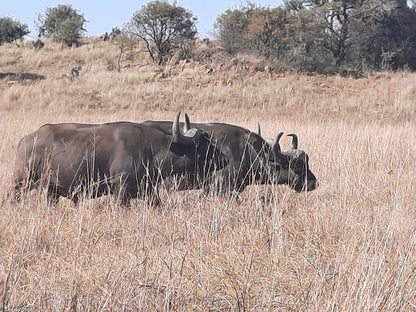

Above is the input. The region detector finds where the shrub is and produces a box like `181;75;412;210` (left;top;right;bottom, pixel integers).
0;17;29;45
38;4;87;47
125;1;197;65
32;38;45;49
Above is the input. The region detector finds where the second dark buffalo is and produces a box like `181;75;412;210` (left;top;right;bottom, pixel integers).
143;116;317;196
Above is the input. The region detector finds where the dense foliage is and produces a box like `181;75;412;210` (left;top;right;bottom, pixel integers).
215;0;416;74
37;4;87;47
125;0;197;65
0;17;29;45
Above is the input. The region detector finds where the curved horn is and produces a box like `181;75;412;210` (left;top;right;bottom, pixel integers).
184;113;191;132
172;111;182;142
172;111;195;145
256;122;261;136
272;132;284;155
287;133;298;150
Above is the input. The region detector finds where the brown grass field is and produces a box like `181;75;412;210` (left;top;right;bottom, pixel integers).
1;39;415;311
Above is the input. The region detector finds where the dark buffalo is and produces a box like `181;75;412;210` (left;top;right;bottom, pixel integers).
13;112;227;206
143;116;317;195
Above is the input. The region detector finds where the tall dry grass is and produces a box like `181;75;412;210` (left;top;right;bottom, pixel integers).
1;39;415;311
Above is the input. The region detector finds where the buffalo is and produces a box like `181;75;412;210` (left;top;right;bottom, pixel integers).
143;115;317;196
13;112;227;206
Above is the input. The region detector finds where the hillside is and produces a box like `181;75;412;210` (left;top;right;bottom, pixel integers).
0;39;415;311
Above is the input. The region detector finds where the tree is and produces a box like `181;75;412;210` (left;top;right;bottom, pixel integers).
214;5;253;54
247;6;311;60
348;2;416;70
0;17;29;45
215;0;416;73
215;4;331;72
287;0;397;68
38;4;87;47
125;0;197;65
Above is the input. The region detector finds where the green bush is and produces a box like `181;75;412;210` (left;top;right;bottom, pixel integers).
125;1;197;65
32;38;45;49
0;17;29;45
38;4;86;47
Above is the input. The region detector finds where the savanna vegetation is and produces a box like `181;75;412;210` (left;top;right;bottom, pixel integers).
0;17;29;45
1;0;416;310
215;0;416;74
0;35;415;310
2;0;416;74
36;4;87;47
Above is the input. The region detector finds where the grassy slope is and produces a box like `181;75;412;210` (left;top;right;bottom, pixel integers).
0;39;415;311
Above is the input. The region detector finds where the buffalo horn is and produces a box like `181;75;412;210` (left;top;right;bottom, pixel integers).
172;111;194;145
273;132;284;155
172;111;183;141
287;133;298;150
184;113;191;132
256;122;261;136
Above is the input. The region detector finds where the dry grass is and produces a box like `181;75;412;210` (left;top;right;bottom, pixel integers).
1;39;416;311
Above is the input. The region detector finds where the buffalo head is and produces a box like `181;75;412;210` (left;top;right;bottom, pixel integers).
171;111;228;184
270;132;317;192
